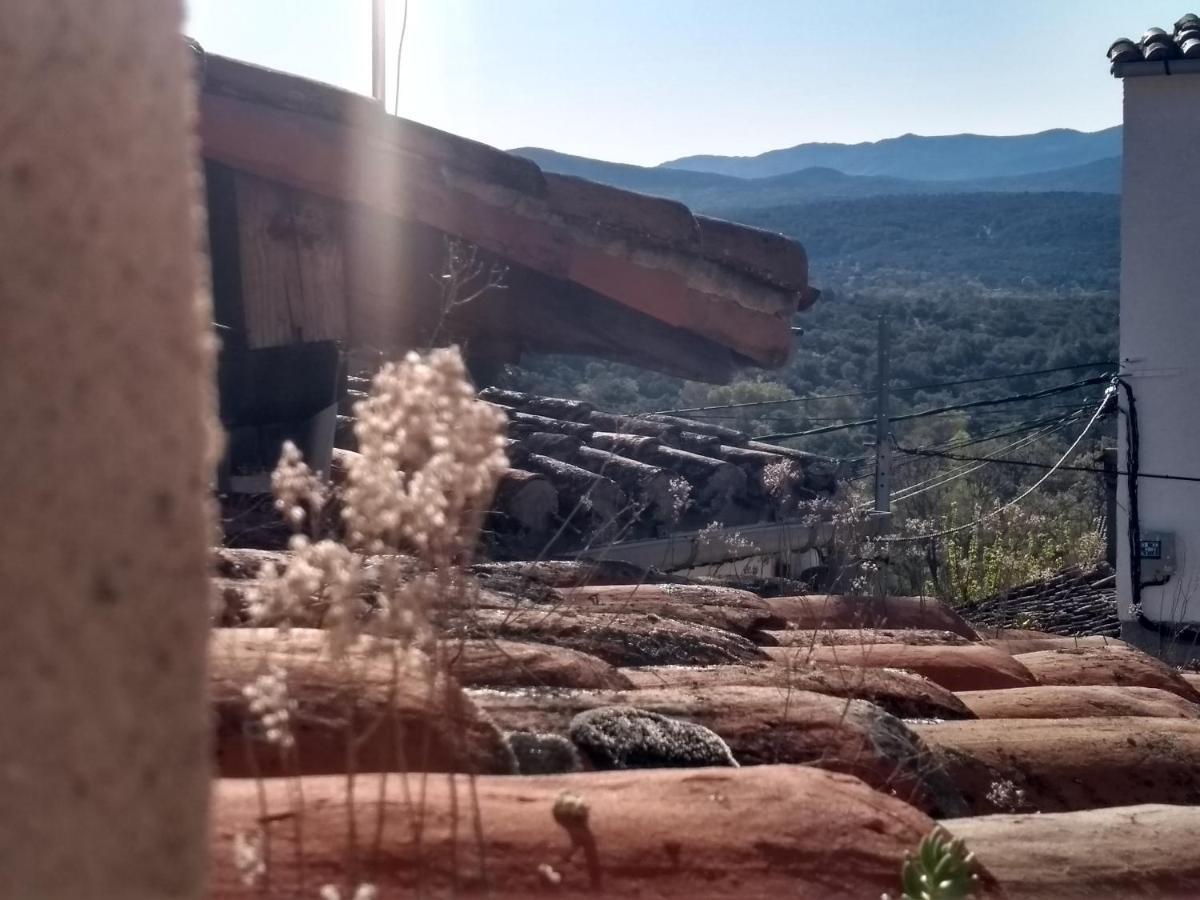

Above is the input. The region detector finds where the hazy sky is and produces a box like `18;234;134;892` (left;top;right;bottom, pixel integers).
185;1;1179;166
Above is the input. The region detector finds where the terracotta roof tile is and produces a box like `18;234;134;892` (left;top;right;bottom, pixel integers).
338;386;839;561
1109;14;1200;75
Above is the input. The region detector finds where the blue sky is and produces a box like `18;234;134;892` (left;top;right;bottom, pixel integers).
185;1;1182;166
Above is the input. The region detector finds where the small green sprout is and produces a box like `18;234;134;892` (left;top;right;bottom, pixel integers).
885;826;979;900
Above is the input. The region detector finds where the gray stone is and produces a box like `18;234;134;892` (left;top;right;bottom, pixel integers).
507;731;583;775
569;705;739;770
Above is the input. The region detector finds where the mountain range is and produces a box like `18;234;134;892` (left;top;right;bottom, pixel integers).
511;127;1122;212
660;126;1122;181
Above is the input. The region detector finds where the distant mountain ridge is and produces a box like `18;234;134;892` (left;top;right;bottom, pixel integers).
511;147;1120;211
512;127;1121;296
659;126;1123;181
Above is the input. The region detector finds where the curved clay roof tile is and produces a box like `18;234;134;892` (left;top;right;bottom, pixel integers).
1141;26;1173;47
1107;37;1142;63
1143;39;1178;61
1179;30;1200;57
1175;13;1200;35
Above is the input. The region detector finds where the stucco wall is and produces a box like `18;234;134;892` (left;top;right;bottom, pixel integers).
1118;74;1200;627
0;3;215;896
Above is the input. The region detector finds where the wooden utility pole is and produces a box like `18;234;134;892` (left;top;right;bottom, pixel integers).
372;0;387;104
873;315;892;518
1103;446;1118;567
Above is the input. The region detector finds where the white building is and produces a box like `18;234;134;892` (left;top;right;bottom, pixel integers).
1110;16;1200;657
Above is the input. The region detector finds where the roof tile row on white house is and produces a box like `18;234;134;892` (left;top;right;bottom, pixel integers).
1109;13;1200;75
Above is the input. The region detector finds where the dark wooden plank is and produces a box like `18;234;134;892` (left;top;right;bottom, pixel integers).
234;172;347;348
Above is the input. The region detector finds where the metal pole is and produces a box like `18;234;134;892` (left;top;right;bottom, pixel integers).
874;315;892;517
371;0;387;104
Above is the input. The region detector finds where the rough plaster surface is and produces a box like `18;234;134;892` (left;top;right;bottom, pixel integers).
0;3;215;897
1117;76;1200;630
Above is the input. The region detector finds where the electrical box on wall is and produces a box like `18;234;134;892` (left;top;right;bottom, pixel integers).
1139;531;1177;585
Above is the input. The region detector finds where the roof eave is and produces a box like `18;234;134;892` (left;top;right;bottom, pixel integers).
196;50;810;371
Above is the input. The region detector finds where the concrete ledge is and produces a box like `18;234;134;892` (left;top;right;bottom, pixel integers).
1113;60;1170;77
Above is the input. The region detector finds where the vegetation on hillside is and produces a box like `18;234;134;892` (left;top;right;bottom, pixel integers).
502;282;1116;459
498;186;1118;599
721;192;1119;292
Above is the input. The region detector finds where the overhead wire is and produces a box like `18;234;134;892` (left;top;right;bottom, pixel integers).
854;416;1080;510
876;387;1116;543
683;398;1103;426
655;360;1115;416
756;374;1110;441
845;397;1098;498
838;403;1104;472
885;419;1081;508
897;446;1200;483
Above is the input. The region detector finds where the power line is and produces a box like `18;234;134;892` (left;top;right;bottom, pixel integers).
890;422;1074;502
899;446;1200;483
853;425;1056;510
842;403;1102;473
681;412;856;422
878;419;1078;508
946;399;1106;415
878;390;1115;543
654;360;1115;416
847;399;1096;486
684;398;1101;425
656;386;880;415
842;405;1094;483
840;404;1100;471
926;405;1094;450
757;374;1111;441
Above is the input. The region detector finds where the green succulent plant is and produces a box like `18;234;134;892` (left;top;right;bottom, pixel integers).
887;827;979;900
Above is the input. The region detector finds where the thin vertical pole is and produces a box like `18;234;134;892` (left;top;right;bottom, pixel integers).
874;315;892;516
371;0;387;104
1103;446;1118;567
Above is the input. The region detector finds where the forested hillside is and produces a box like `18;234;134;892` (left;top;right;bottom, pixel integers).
723;192;1119;292
503;285;1116;459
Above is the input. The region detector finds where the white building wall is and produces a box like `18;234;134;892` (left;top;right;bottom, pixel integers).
1118;74;1200;628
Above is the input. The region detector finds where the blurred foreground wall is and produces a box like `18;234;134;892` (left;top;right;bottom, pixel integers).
0;3;215;896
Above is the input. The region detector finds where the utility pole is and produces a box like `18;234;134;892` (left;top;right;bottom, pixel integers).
371;0;387;105
873;315;892;518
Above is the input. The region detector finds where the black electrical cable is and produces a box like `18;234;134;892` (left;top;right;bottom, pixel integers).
756;374;1110;441
883;420;1075;508
1117;378;1143;620
895;448;1200;484
836;397;1104;471
841;405;1095;482
1113;382;1200;644
686;399;1097;426
877;390;1114;543
655;360;1115;416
